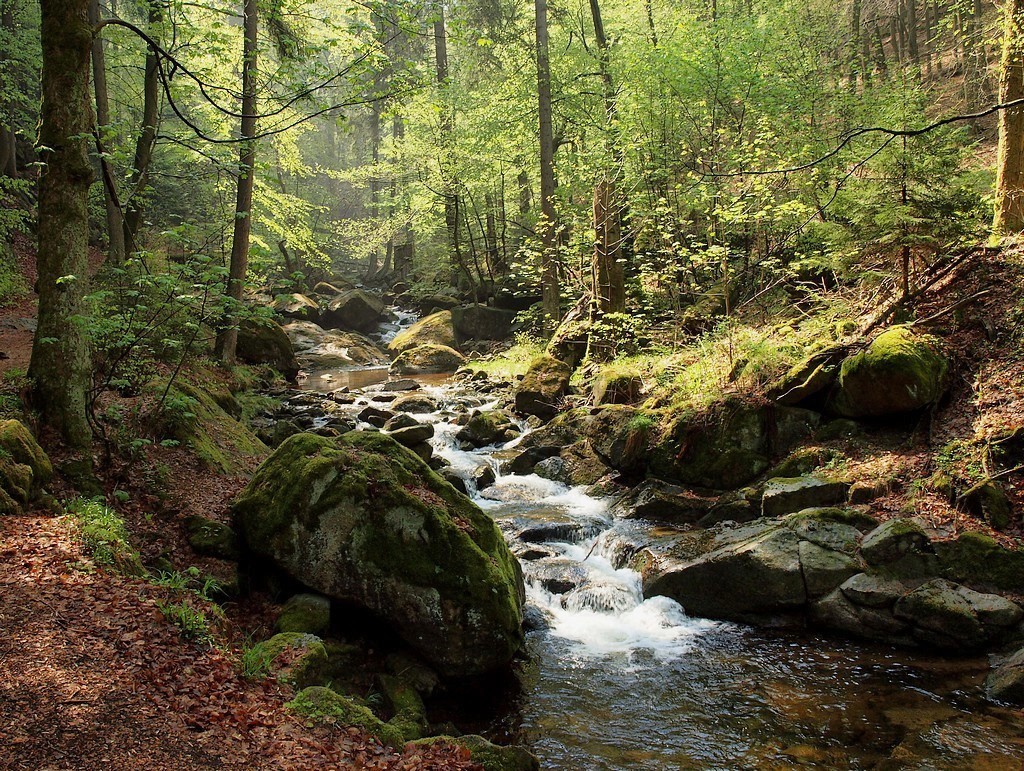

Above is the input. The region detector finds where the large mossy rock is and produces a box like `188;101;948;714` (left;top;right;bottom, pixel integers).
513;355;571;421
411;735;540;771
0;420;53;513
827;327;948;417
649;400;819;490
237;317;300;381
153;380;267;473
233;431;524;677
451;305;518;342
456;410;519;448
390;343;466;374
592;369;643;406
286;686;405;747
320;289;385;332
584;406;653;477
248;632;329;688
387;311;456;355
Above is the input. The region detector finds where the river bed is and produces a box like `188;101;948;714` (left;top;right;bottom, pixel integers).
291;312;1024;769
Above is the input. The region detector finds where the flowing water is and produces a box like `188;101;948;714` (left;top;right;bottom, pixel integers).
294;320;1024;769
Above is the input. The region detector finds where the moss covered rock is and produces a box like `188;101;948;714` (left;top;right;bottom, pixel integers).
827;327;948;417
276;593;331;635
411;735;540;771
234;431;524;677
592;369;643;406
185;516;240;561
286;686;405;746
154;380;268;473
451;305;518;342
935;531;1024;593
387;311;456;355
249;632;328;688
272;292;320;322
390;344;466;375
456;410;518;448
962;480;1013;530
237;317;300;381
0;420;52;513
514;355;571;421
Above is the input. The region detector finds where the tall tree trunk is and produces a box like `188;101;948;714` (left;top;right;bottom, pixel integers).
849;0;862;88
906;0;919;64
536;0;560;329
994;0;1024;233
593;178;624;314
0;0;18;178
30;0;94;451
122;0;161;252
215;0;257;363
434;3;461;286
89;0;125;264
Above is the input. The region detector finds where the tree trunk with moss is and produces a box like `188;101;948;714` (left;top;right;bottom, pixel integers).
994;0;1024;234
29;0;95;452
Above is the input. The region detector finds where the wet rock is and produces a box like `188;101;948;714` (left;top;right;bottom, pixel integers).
827;327;948;417
383;413;419;432
522;605;550;632
440;468;468;494
276;593;331;636
839;573;909;608
586;406;654;477
893;579;985;649
236;318;300;381
391;344;466;375
389;423;435;448
534;457;570;485
812;589;915;645
272;292;320;322
358;406;394;427
387;311;456;355
613;480;712;524
409;441;434;463
761;476;850;517
186;516;240;561
987;647;1024;705
473;464;496;490
320;289;385;332
234;432;524;677
381;378;420;392
390;393;438;414
457;410;518;448
962;480;1013;530
451;305;518;342
514;355;571;421
526;559;590;595
506;446;561;475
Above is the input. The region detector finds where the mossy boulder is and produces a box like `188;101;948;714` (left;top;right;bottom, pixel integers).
276;593;331;635
649;400;818;490
514;355;571;421
962;480;1013;530
827;327;948;417
286;686;404;747
249;632;328;688
546;316;590;369
233;431;524;677
761;477;850;517
390;344;466;375
236;317;300;381
185;516;240;561
0;420;53;513
320;289;385;332
153;380;268;473
378;673;428;740
387;311;456;355
585;406;654;476
456;410;518;448
592;369;643;406
987;647;1024;705
935;531;1024;593
411;736;540;771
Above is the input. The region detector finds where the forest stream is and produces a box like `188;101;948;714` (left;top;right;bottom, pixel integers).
283;311;1024;770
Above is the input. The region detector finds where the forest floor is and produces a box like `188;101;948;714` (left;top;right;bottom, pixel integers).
0;235;479;770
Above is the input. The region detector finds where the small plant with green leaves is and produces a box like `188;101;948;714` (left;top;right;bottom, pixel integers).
156;600;214;644
66;498;143;576
149;567;225;646
240;637;276;679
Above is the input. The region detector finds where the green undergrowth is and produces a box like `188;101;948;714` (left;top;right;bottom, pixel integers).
149;567;226;646
465;337;544;380
66;497;144;576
